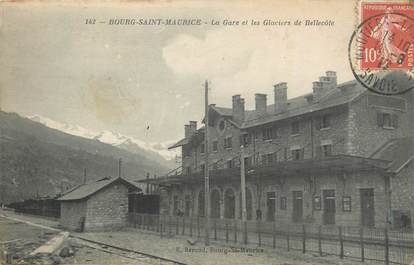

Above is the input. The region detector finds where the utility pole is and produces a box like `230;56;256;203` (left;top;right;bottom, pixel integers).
240;145;247;222
146;172;150;194
118;158;122;178
204;80;210;246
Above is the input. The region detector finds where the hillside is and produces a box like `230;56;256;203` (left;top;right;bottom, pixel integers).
0;111;171;203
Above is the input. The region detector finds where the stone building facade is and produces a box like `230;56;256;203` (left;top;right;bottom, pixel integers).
148;71;414;229
58;177;141;232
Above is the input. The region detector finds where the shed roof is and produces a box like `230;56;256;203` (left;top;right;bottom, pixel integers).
57;177;141;201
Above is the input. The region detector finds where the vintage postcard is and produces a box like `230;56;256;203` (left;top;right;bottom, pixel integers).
0;0;414;264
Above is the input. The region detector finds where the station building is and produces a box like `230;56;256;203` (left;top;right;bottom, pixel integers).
143;71;414;229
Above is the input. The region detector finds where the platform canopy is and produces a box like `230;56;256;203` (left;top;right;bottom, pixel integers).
137;155;391;186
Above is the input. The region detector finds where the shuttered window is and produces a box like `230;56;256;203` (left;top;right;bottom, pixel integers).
261;152;277;165
227;160;233;169
317;114;331;129
291;148;304;160
263;127;277;140
291;121;300;135
377;112;398;128
224;136;233;149
212;141;218;152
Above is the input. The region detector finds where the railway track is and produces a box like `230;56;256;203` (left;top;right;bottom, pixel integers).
71;235;187;265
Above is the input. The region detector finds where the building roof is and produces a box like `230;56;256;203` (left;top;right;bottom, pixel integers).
57;177;142;201
169;80;365;149
168;137;190;149
241;80;364;128
370;136;414;173
211;105;233;117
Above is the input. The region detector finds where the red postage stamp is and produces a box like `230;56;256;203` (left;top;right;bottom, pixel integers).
360;2;414;70
348;1;414;95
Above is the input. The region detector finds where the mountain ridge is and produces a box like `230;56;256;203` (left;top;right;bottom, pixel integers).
0;111;174;203
28;114;180;164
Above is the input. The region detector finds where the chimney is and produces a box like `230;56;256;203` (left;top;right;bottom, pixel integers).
313;71;337;101
232;95;245;123
274;82;288;113
255;93;267;115
184;121;197;138
189;121;197;131
326;71;337;87
184;125;190;138
312;81;324;101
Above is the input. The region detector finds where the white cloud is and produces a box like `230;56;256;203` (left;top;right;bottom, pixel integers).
162;26;353;109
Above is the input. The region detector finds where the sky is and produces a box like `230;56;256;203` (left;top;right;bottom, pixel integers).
0;0;358;143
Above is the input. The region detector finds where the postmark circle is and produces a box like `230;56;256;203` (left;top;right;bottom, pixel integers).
349;12;414;95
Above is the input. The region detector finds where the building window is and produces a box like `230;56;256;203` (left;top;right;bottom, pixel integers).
291;121;300;135
313;196;321;210
280;197;287;210
244;156;251;168
200;143;205;154
263;127;277;140
224;136;233;149
240;133;251;146
291;148;304;160
183;146;191;157
261;152;277;165
322;144;332;157
184;195;192;217
185;167;191;175
212;141;218;152
377;112;398;129
227;159;233;169
219;120;226;131
321;114;331;129
200;164;205;173
212;161;218;170
173;195;179;216
253;131;258;141
342;196;352;212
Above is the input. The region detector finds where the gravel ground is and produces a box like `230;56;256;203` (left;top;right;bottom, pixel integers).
0;212;152;265
0;211;373;265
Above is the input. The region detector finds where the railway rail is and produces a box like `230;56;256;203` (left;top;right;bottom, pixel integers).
71;235;187;265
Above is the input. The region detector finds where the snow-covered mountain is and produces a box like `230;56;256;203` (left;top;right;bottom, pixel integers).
28;115;180;164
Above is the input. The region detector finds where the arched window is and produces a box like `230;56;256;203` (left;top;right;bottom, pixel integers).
198;191;205;217
210;190;221;218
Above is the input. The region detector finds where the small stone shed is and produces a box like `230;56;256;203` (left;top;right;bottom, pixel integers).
58;177;141;232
